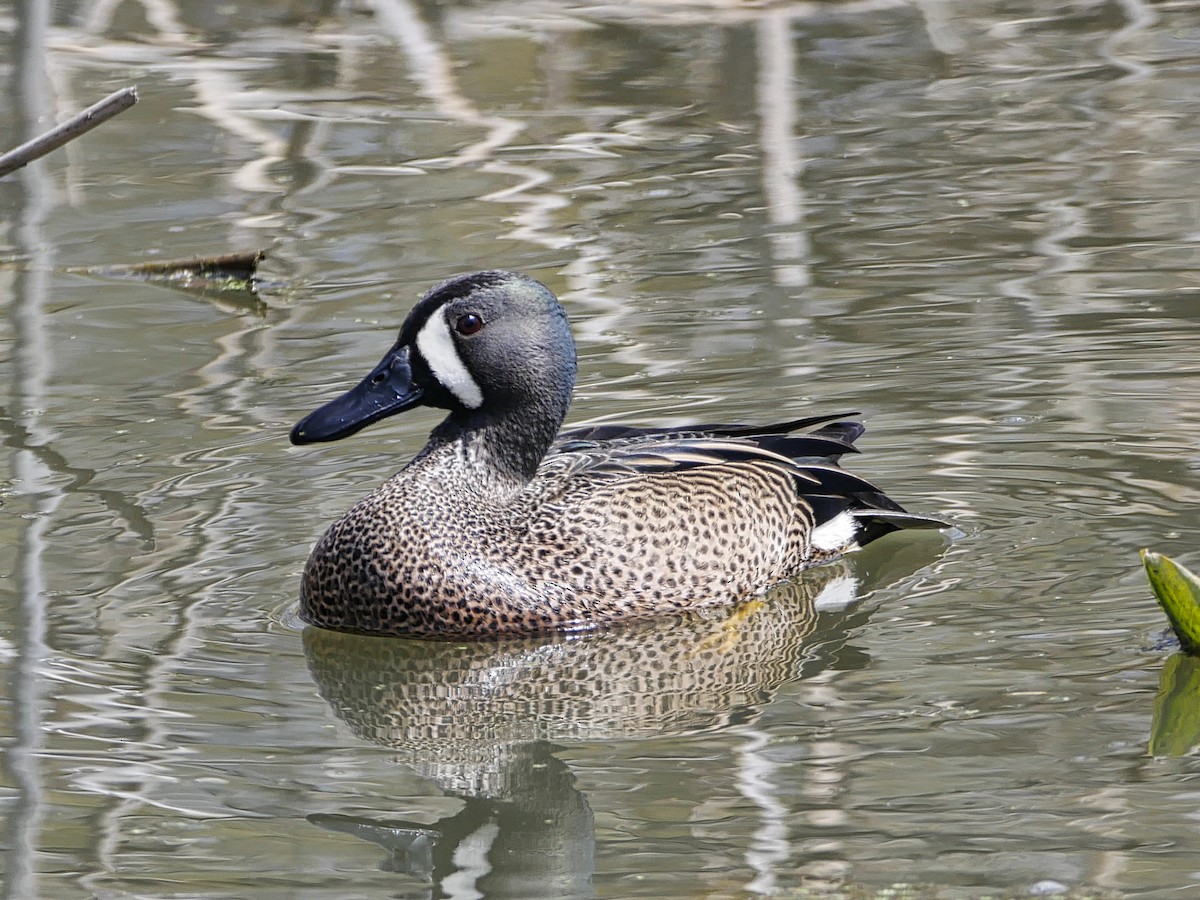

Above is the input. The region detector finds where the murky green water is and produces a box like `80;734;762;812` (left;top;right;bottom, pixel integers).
3;1;1200;896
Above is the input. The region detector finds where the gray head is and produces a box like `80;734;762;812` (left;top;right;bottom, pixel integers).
290;272;578;461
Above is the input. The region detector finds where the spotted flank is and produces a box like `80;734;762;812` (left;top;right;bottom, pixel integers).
290;270;947;638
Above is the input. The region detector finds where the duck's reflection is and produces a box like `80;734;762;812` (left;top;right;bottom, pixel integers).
302;564;882;896
310;743;593;897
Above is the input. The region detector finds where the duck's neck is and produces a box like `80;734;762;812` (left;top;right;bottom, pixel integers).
421;398;566;492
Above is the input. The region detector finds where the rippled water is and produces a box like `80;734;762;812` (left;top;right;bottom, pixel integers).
3;1;1200;897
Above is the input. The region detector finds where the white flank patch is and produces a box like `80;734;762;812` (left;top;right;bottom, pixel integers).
810;510;858;552
415;311;484;409
813;574;860;612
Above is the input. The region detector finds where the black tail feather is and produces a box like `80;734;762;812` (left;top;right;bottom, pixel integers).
852;509;949;546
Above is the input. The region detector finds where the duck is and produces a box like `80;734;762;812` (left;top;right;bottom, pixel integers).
289;270;945;638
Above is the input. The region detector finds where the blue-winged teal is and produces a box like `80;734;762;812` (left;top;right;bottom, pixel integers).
290;271;945;638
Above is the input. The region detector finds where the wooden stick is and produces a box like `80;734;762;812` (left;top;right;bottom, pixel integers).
0;86;139;178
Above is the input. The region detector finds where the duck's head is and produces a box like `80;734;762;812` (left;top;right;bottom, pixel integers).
290;271;577;446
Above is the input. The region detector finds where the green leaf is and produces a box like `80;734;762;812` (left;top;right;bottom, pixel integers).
1150;653;1200;756
1142;549;1200;655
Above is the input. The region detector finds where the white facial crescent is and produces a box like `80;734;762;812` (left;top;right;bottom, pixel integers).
415;311;484;409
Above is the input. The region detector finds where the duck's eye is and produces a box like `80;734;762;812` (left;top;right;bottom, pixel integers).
455;313;483;336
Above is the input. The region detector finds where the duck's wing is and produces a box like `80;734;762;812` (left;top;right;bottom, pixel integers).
539;412;947;537
541;413;861;491
553;411;861;449
550;412;863;468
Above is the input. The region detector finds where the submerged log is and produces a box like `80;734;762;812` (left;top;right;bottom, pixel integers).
67;250;268;295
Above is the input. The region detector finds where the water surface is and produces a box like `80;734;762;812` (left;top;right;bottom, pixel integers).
3;1;1200;897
